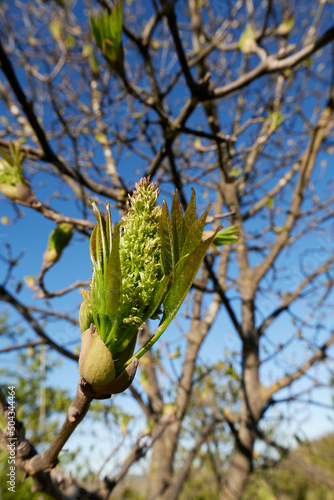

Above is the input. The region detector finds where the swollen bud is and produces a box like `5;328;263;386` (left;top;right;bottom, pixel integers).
78;325;138;396
79;325;116;390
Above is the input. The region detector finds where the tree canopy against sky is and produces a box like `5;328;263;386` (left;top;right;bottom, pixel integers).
0;0;333;499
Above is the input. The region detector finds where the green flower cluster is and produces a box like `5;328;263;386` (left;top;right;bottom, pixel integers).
120;178;163;327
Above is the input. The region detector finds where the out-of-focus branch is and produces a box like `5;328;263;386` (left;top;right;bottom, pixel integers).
212;27;334;99
204;256;243;337
128;385;152;419
162;0;201;97
35;279;90;300
0;285;78;362
0;40;126;201
26;306;78;324
243;161;301;220
104;419;171;493
146;96;199;178
0;387;103;500
26;380;92;474
137;323;164;416
258;253;334;335
0;339;45;354
165;416;222;499
252;94;334;286
262;331;334;401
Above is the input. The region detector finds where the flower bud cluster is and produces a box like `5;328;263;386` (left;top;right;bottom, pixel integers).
120;178;163;327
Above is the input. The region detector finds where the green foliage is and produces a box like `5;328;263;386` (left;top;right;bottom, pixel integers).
277;17;294;36
243;434;334;500
269;110;283;131
239;24;256;54
173;433;334;500
0;313;25;341
88;178;164;354
179;462;219;500
226;363;239;380
90;1;124;70
213;226;239;245
0;142;25;186
47;223;73;251
0;349;71;445
85;180;222;367
0;462;52;500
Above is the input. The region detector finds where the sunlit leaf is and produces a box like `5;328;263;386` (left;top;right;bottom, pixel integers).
160;199;173;276
47;223;73;251
105;221;122;325
213;226;239;245
182;188;197;245
181;206;210;260
162;227;221;325
239;24;256;54
171;191;183;267
277;17;294;36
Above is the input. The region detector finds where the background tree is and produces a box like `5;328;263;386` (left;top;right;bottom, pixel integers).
0;0;334;499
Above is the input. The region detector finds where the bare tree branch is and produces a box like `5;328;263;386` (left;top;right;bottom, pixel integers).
0;285;78;362
263;331;334;401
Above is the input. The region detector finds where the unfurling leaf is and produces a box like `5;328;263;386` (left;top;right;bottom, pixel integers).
212;226;239;245
41;223;73;273
24;276;38;291
277;17;294;36
269;110;283;131
50;19;63;40
90;1;124;75
47;223;73;252
0;142;35;203
239;24;257;54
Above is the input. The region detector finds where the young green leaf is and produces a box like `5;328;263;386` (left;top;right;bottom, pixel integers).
162;227;221;326
159;199;173;276
213;226;239;245
171;191;183;267
181;206;210;260
182;188;197;245
105;221;122;325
